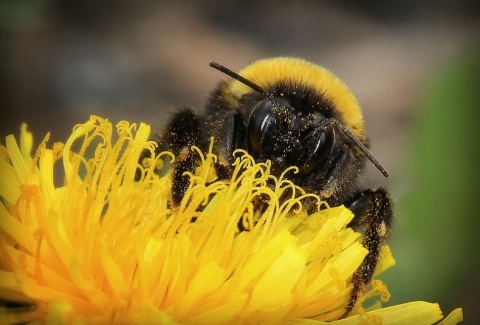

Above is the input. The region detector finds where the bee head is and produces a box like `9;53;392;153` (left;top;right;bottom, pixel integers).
209;60;388;178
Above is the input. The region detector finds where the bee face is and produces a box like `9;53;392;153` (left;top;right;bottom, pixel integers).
143;57;393;318
243;92;335;174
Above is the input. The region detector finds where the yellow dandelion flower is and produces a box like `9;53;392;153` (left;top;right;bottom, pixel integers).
0;116;463;324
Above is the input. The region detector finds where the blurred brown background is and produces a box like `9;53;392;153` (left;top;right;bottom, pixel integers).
1;0;479;323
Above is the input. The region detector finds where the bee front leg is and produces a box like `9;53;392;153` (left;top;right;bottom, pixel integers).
341;188;393;318
158;108;200;206
207;110;247;180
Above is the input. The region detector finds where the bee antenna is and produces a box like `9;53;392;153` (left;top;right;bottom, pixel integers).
209;61;278;105
319;118;389;177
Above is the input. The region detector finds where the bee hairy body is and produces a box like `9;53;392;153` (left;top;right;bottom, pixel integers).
143;57;393;318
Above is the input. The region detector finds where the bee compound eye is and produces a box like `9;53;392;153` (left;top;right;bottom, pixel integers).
247;100;276;155
302;126;334;174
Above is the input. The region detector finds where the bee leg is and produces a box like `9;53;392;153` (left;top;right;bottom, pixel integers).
341;188;393;318
208;110;252;230
158;108;200;206
209;110;247;180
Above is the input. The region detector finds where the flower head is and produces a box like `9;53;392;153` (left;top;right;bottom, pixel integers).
0;116;463;324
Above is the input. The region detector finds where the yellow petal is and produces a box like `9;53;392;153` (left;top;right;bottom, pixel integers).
0;159;21;205
438;308;464;325
4;134;27;185
180;262;226;317
331;301;443;325
374;244;396;277
19;123;33;161
249;246;305;309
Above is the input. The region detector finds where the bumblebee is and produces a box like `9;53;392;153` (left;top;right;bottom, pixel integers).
144;57;393;318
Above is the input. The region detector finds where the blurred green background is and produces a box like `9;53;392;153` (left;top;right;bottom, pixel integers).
379;53;480;322
1;0;479;323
